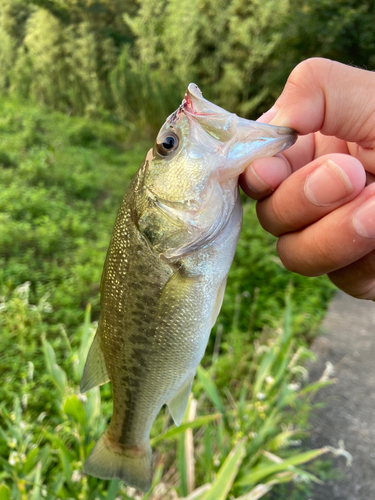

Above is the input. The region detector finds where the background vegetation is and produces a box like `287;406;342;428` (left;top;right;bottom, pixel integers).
1;0;373;498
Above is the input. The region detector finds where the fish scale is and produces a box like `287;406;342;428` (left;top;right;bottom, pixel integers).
80;83;297;491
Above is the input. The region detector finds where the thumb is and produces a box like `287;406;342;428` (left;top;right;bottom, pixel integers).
267;58;375;150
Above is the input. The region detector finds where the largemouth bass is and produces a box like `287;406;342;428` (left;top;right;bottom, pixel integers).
81;84;297;491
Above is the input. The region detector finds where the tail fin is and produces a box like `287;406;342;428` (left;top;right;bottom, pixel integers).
84;432;153;492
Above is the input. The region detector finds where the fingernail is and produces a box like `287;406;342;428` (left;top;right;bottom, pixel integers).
245;165;272;193
305;159;353;206
257;106;277;123
353;196;375;238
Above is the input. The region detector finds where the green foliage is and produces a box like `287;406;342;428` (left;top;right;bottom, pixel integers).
0;97;143;332
0;97;334;412
0;0;365;497
1;293;336;499
0;96;336;498
1;0;374;134
0;307;116;500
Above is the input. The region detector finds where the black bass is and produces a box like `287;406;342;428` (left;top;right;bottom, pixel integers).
81;84;297;491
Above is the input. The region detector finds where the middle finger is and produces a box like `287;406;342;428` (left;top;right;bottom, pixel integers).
256;153;366;237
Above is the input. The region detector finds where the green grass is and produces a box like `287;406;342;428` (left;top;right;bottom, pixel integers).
0;96;336;499
0;287;336;499
0;97;145;325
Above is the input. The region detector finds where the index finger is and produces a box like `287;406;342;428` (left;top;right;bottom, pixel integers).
268;58;375;170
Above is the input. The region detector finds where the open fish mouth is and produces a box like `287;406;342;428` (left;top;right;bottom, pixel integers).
180;83;297;177
182;83;225;117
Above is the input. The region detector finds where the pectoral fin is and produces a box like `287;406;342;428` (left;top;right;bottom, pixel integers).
80;331;110;393
167;375;194;426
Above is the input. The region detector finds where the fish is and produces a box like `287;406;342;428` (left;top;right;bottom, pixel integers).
80;83;297;492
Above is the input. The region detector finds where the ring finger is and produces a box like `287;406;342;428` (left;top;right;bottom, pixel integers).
277;183;375;277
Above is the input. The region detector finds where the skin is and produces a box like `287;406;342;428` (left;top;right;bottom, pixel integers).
240;58;375;300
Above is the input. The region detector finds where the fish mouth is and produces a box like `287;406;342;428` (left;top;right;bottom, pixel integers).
181;83;297;172
183;83;226;118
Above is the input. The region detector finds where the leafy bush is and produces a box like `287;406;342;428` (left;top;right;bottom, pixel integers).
1;0;374;134
0;97;144;331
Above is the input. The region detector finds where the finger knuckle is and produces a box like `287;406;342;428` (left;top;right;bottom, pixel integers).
276;237;302;273
277;228;340;277
285;58;333;99
270;193;295;236
308;229;343;275
256;196;289;236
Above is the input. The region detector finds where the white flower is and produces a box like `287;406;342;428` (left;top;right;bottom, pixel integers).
77;393;87;404
125;486;137;498
15;281;31;302
22;394;28;410
37;412;47;423
72;470;82;482
8;451;18;466
257;392;265;400
287;383;301;392
27;361;34;381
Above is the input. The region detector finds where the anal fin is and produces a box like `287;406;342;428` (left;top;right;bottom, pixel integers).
167;375;194;426
210;277;227;329
80;331;110;393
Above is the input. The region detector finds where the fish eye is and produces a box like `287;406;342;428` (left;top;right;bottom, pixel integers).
156;132;179;157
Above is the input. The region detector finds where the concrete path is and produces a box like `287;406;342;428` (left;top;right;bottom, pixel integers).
308;291;375;499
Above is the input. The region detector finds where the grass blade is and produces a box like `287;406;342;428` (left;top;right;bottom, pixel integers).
77;303;95;379
181;483;212;500
150;413;220;446
105;480;120;500
201;440;246;500
237;447;329;487
30;462;42;500
62;394;86;427
41;335;67;395
178;431;188;497
0;484;11;500
185;398;197;494
196;365;225;414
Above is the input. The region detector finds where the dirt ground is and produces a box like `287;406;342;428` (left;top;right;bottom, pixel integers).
307;291;375;500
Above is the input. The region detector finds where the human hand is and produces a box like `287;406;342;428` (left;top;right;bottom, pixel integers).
240;58;375;299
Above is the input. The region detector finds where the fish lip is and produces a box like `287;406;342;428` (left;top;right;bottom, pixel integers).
171;84;298;163
275;125;298;143
166;83;215;124
182;84;298;144
183;84;205;115
182;82;225;117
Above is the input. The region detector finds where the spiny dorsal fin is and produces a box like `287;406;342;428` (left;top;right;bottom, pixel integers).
80;331;109;393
